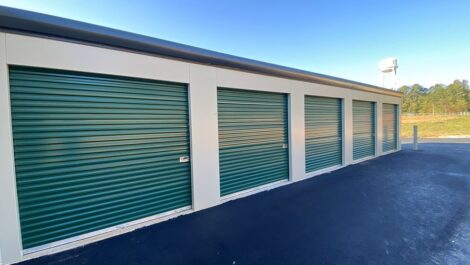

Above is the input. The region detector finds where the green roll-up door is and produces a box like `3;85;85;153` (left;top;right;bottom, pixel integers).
383;103;398;152
10;66;192;249
305;96;343;172
218;88;289;196
353;100;376;160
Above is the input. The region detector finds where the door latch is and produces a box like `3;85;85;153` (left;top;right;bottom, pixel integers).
179;156;190;163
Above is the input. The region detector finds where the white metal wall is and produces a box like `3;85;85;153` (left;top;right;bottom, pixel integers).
0;32;401;264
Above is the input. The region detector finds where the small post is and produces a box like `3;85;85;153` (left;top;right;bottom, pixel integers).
413;125;418;150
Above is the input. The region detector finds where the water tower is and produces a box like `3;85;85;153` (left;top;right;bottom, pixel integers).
378;57;398;89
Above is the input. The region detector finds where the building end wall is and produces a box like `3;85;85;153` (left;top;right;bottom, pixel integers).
0;32;23;265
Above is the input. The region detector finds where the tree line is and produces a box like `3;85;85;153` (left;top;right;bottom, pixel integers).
399;80;470;114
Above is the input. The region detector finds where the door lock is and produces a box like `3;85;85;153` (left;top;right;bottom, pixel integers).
179;156;190;163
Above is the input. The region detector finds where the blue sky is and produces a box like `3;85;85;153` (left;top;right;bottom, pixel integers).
1;0;469;87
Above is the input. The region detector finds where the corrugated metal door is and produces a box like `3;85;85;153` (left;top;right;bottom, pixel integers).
305;96;343;172
383;103;398;152
218;88;289;196
353;100;376;160
10;66;192;249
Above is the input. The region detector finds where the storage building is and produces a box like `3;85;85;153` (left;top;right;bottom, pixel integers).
0;6;401;264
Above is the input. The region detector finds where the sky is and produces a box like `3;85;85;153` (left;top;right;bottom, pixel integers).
1;0;469;88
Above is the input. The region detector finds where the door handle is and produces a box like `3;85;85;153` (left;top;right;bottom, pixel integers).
179;156;190;163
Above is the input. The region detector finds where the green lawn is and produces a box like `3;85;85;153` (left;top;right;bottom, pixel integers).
401;115;470;138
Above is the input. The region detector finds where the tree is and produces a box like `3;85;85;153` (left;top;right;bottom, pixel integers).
406;84;426;113
399;80;470;114
424;84;448;114
463;80;470;110
398;85;412;113
446;80;468;113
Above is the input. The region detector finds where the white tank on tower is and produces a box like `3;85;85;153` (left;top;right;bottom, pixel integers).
378;57;398;89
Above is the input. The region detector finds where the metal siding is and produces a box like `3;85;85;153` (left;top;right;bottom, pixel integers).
353;100;376;160
217;88;289;196
383;103;398;152
305;96;343;172
9;66;192;249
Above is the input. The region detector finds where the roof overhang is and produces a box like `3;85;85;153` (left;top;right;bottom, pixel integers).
0;5;402;97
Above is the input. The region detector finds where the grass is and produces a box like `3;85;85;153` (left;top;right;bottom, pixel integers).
401;115;470;138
